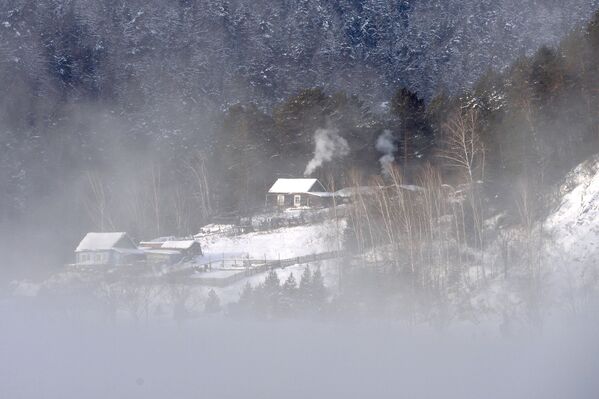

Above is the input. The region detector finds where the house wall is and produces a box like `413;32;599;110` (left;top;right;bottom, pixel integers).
266;193;327;208
186;243;203;257
146;252;183;266
305;195;326;207
76;250;113;265
160;243;203;258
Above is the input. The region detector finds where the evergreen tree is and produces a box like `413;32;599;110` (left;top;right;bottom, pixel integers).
298;266;313;312
215;103;276;213
239;282;254;304
390;87;431;179
263;269;282;318
273;88;332;175
231;282;255;317
251;282;268;317
280;272;299;317
264;269;281;293
205;289;221;314
283;272;298;292
299;266;313;294
311;267;327;307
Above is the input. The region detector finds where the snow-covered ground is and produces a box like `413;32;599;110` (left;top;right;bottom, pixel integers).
545;155;599;264
7;217;348;321
543;155;599;314
196;219;345;260
460;156;599;328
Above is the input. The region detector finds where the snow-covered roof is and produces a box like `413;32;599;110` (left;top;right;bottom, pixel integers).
144;249;182;256
113;248;145;255
147;236;177;243
161;240;200;250
268;178;326;194
75;232;135;252
138;242;164;249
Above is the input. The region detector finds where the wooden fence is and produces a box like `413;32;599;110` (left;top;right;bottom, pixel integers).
65;251;344;287
172;250;343;287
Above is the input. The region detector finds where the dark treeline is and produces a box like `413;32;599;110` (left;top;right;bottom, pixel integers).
219;8;599;218
2;2;599;278
229;267;328;319
3;0;595;106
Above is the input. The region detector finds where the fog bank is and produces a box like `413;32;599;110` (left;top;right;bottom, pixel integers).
2;301;599;399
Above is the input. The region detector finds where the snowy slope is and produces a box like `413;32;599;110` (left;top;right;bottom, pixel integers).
195;220;346;260
452;156;599;329
545;156;599;263
544;155;599;313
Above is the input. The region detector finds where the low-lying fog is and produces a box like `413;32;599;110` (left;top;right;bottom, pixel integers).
2;299;599;399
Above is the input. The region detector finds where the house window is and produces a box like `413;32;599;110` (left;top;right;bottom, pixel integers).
294;195;301;207
277;194;285;206
95;253;103;263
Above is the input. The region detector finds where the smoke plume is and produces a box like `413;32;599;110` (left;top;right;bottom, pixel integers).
304;127;350;176
375;130;397;175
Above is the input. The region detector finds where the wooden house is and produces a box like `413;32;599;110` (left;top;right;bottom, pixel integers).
75;232;144;266
266;178;332;209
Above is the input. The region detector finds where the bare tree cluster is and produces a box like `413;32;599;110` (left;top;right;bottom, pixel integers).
82;151;213;239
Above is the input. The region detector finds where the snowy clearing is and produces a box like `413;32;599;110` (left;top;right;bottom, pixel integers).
196;219;346;260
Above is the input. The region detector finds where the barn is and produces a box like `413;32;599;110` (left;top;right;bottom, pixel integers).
160;240;203;258
140;238;202;266
266;178;332;209
75;232;144;266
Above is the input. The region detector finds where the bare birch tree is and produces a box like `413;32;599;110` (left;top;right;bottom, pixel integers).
83;171;115;231
184;151;213;224
440;108;487;282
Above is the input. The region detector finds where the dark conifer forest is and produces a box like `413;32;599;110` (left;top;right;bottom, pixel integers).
2;1;599;277
5;4;599;398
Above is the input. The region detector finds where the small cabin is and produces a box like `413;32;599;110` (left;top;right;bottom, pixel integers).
161;240;203;258
140;238;202;266
75;232;144;266
266;178;332;209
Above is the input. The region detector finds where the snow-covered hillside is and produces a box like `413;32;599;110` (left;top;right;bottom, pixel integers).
543;155;599;313
7;156;599;326
195;220;345;260
546;155;599;264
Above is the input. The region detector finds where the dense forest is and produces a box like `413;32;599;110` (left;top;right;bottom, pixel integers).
2;1;599;278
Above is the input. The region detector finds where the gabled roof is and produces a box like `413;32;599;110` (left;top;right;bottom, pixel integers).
144;249;182;255
268;178;326;194
161;240;201;250
147;236;177;243
76;232;136;252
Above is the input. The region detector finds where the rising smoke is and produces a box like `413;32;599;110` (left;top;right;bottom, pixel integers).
304;127;350;176
375;130;397;175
